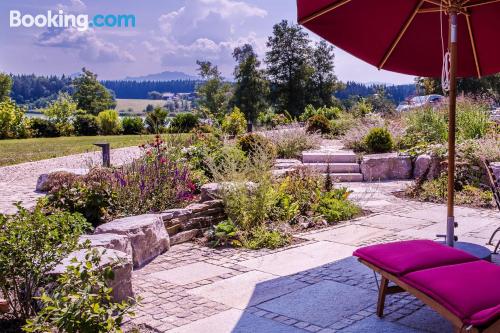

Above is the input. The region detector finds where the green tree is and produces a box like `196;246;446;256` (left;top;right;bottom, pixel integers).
41;92;78;136
0;73;12;101
196;61;232;122
306;41;343;107
73;68;116;115
232;44;269;125
96;109;122;135
0;99;30;139
366;86;395;114
265;20;311;118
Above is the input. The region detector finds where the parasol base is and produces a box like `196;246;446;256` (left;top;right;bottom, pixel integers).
439;241;492;262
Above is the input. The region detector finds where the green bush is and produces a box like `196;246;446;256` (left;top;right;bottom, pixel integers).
168;113;199;133
456;99;491;141
145;107;167;134
74;114;99;136
96;110;122;135
0;206;89;320
207;220;241;247
122;116;144;135
402;106;448;147
266;127;320;159
364;127;394;153
0;99;30;139
301;105;341;121
30;118;60;138
243;227;290;250
313;188;361;223
351;99;373;117
222;107;246;136
41;92;77;136
237;133;276;158
24;248;136;333
306;114;332;134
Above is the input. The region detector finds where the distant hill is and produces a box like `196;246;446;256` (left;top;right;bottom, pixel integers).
124;71;198;82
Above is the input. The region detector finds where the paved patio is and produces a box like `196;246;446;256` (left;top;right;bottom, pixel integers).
126;181;500;333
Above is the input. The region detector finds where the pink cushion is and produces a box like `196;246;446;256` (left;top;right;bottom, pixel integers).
353;240;478;275
402;261;500;326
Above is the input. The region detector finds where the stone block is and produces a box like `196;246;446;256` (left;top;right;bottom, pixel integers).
361;153;412;181
79;233;132;258
170;229;200;245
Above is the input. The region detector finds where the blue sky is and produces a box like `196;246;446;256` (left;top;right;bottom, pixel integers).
0;0;415;84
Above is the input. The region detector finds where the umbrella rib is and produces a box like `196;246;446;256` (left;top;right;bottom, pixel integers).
465;14;482;78
298;0;353;25
378;0;425;70
465;0;500;8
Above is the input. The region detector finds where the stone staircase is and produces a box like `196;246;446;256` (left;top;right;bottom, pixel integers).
302;150;363;182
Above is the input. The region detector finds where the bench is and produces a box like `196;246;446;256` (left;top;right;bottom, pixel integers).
354;240;500;333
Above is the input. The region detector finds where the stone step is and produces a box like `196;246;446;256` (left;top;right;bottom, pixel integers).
321;173;363;182
302;151;357;163
303;163;360;173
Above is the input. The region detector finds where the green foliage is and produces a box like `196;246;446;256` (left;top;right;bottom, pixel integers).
74;113;99;136
366;86;395;114
41;92;78;136
456;99;491;141
30;118;60;138
266;127;320;159
301;105;341;121
221;107;246;136
243;228;290;250
145;107;167;134
232;44;269;123
196;61;232;121
0;99;30;139
257;109;292;129
72;68;116;116
401;106;448;148
0;206;89;320
0;73;13;101
24;248;136;333
237;133;276;158
351;99;373;117
364;127;394;153
168;113;200;133
97;110;122;135
330;113;356;136
313;188;361;223
122;116;144;135
306;114;331;134
207;220;241;248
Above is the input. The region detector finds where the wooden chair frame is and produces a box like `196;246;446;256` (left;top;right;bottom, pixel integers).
359;259;500;333
481;159;500;254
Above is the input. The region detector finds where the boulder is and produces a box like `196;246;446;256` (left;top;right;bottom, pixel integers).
170;229;200;245
200;183;221;202
414;154;431;179
361;153;412;181
274;159;303;170
79;233;132;259
51;247;133;302
95;214;169;268
35;168;88;192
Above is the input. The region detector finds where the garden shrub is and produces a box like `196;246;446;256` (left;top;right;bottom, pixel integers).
456;99;491;141
301;105;341;121
313;188;361;223
30;118;60;138
350;99;373;117
257;109;291;128
207;220;241;247
0;206;89;320
97;110;122;135
122;116;144;135
41;92;77;136
73;113;99;136
221;107;246;136
401;106;448;148
237;133;276;158
243;227;290;250
168;113;199;133
364;127;394;153
145;107;167;134
24;248;135;333
0;99;30;139
330;113;356;136
265;127;321;159
306;114;331;134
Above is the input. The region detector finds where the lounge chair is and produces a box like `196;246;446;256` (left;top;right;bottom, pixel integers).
481;159;500;254
354;240;500;333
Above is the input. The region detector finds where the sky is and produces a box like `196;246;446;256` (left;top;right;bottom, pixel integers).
0;0;415;84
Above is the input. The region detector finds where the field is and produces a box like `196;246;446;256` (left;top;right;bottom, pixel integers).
115;99;166;113
0;135;158;166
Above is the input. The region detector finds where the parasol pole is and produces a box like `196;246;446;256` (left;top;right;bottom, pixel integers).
446;8;458;247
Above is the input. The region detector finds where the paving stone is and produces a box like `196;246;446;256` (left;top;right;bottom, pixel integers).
396;307;454;333
338;317;422;332
303;225;391;246
149;262;234;285
168;309;307;333
240;241;356;276
356;214;429;231
258;281;375;327
188;271;308;309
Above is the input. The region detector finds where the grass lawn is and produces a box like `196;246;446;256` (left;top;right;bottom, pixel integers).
0;135;158;166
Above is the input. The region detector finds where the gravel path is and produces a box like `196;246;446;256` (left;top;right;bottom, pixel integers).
0;146;142;214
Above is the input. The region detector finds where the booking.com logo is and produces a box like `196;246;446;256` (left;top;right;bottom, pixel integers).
9;10;136;31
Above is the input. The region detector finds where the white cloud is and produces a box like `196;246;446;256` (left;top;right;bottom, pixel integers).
57;0;87;12
36;28;136;63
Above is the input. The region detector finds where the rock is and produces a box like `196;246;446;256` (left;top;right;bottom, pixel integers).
361;153;412;181
272;168;297;178
95;214;169;268
200;183;221;202
414;154;431;179
491;162;500;181
0;299;9;313
79;234;132;259
35;168;88;192
161;208;192;223
51;247;133;302
170;229;200;245
274;159;303;170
